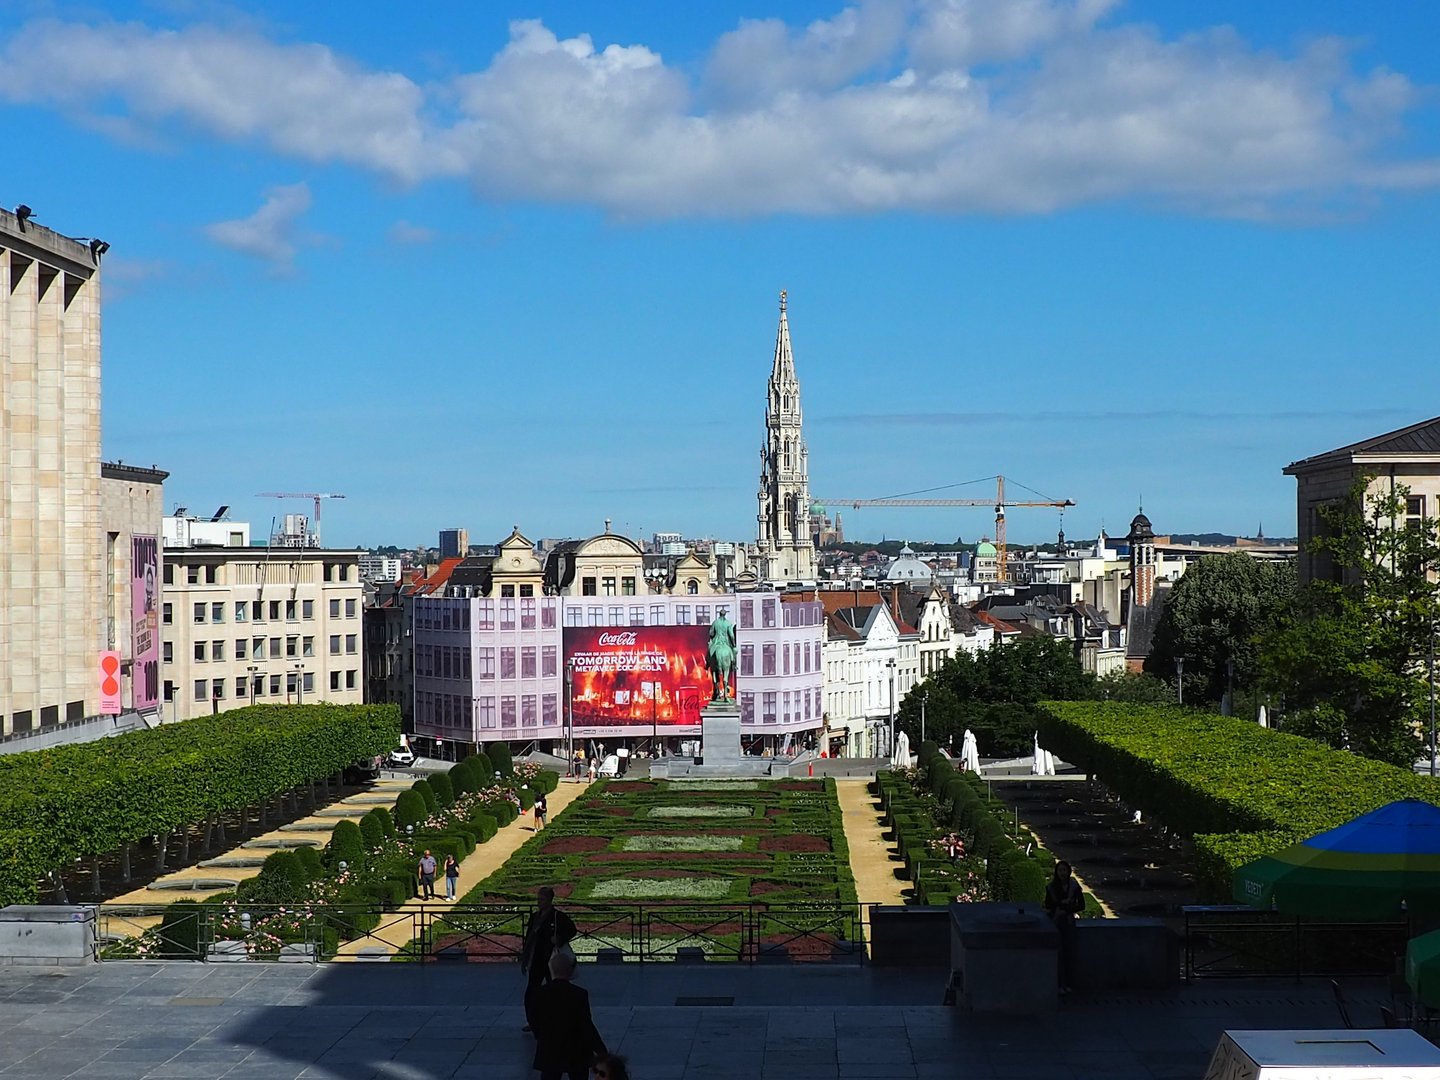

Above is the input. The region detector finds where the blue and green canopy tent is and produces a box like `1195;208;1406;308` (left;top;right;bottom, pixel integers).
1233;799;1440;920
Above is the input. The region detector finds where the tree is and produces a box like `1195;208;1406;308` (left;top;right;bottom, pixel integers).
1260;478;1440;767
1094;671;1175;704
1146;553;1296;704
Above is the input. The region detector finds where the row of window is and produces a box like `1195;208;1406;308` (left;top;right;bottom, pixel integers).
165;634;359;663
416;645;561;681
183;668;358;702
162;598;359;626
166;562;355;586
738;640;817;677
417;686;820;731
580;576;638;596
739;687;820;724
415;599;559;633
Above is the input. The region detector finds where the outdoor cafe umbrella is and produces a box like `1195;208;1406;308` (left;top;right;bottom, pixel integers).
961;729;981;773
1233;799;1440;920
1406;928;1440;1009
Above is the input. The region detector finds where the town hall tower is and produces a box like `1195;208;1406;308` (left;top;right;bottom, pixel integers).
756;291;816;584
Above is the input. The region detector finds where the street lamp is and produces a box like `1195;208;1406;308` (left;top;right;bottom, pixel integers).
921;687;928;746
887;657;897;759
1430;620;1437;778
1175;657;1186;707
293;662;305;705
247;665;258;707
565;661;575;780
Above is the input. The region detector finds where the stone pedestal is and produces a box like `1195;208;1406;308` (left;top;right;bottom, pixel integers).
699;701;742;766
0;905;97;966
950;902;1058;1013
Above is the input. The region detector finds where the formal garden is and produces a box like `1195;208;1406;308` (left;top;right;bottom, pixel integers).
428;777;861;961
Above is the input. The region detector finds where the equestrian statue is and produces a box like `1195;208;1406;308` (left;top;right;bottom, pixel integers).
706;609;737;702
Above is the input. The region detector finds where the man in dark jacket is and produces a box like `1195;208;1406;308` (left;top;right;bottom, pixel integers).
531;946;605;1080
522;886;577;1031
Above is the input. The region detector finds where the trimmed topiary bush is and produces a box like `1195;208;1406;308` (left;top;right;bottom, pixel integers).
449;762;474;797
469;751;495;782
326;819;367;872
238;850;311;905
394;789;428;830
294;844;325;881
486;742;513;777
414;779;439;814
358;810;384;849
370;805;395;836
516;787;536;811
429;772;455;808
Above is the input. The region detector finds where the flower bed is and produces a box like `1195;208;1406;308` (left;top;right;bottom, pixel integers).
621;836;745;852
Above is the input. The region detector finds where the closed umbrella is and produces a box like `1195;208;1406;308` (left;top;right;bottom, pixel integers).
1234;799;1440;919
1032;732;1044;776
961;729;981;773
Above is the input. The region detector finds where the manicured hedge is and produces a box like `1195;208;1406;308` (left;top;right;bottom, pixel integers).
1036;700;1440;893
486;742;513;777
0;703;399;906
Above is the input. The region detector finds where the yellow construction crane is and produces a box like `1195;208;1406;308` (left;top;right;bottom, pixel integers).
816;475;1074;582
255;492;346;546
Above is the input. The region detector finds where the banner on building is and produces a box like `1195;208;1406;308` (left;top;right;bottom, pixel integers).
563;626;710;733
132;535;161;711
99;651;122;714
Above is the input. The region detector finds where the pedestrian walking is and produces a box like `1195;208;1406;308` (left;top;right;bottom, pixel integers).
534;792;548;831
1044;860;1084;992
587;758;597;783
417;849;438;900
530;946;606;1080
522;886;577;1032
443;854;459;901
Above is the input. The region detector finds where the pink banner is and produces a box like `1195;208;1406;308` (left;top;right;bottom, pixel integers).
99;651;122;714
132;535;160;711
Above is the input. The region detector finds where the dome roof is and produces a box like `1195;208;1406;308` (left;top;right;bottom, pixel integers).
1128;512;1154;540
810;500;827;515
975;541;997;557
885;545;932;582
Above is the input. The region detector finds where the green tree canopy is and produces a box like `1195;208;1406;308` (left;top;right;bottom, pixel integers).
1145;552;1296;703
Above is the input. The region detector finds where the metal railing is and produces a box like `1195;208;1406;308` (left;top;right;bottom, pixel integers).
95;902;867;964
1183;905;1409;980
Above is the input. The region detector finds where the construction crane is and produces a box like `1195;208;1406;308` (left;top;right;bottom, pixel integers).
816;475;1074;582
255;492;346;546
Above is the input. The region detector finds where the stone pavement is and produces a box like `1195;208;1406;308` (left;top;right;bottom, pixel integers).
835;780;908;907
0;959;1396;1079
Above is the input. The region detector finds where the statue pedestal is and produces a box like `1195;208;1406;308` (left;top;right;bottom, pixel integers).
699;701;742;767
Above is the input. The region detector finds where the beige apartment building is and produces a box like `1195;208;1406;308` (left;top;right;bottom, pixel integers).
161;533;365;721
0;207;106;738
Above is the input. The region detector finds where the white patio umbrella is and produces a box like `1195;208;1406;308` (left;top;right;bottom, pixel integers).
1043;748;1058;776
892;730;911;769
1032;732;1044;776
1258;705;1269;729
961;729;981;773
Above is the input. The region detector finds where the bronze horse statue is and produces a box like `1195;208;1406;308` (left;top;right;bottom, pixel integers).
706;610;736;702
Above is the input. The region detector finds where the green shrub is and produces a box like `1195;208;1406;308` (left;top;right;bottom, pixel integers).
429;772;455;808
449;762;474;797
473;814;498;842
238;850;311;906
294;844;325;881
517;787;536;811
394;790;428;830
414;779;439;814
487;743;513;777
469;751;495;782
326;820;368;872
534;770;560;794
158;899;204;959
358;810;385;849
371;805;395;836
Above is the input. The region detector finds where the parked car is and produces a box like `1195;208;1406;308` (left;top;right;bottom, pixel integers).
343;754;384;784
388;747;416;768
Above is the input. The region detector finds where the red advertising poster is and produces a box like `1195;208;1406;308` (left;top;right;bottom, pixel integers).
564;626;710;730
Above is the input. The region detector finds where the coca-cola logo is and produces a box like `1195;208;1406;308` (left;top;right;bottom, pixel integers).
597;631;638;646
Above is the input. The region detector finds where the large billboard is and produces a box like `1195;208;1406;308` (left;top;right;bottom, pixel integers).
131;535;160;711
564;625;709;734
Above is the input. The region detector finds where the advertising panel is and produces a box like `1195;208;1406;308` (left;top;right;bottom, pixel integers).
563;625;710;735
131;535;161;711
99;651;122;715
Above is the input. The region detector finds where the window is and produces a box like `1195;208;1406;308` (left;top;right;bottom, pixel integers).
521;584;535;598
345;634;357;655
782;690;791;721
478;600;495;629
479;648;495;679
194;641;207;662
677;605;691;624
763;599;777;628
286;636;298;658
211;603;224;623
520;694;537;726
650;604;664;624
542;601;558;629
346;670;356;690
164;563;175;585
163;641;173;663
330;599;341;618
543;694;558;726
253;636;265;657
193;679;206;701
303;637;314;657
686;579;698;595
602;577;617;596
740;645;754;676
187;566;199;585
741;692;755;723
285;600;296;621
303;599;314;619
500;600;515;630
346;599;356;618
783;646;790;675
193;602;205;624
501;584;515;598
287;672;298;697
582;577;597;596
213;640;225;662
269;637;281;658
501;696;516;727
630;606;645;626
303;673;314;694
762;644;776;676
252;601;263;622
565;605;582;627
501;648;516;679
521;647;536;679
762;691;777;723
740;599;754;628
270;674;281;696
235;602;247;623
235;639;247;660
330;671;341;692
205;565;218;585
622;576;636;595
269;600;280;621
696;605;710;624
235;677;247;698
609;606;623;625
587;607;602;627
163;603;173;625
542;645;558;677
212;679;225;701
520;598;536;629
330;635;341;655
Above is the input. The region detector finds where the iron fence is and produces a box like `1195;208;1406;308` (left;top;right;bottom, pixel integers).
1183;905;1409;980
95;901;867;965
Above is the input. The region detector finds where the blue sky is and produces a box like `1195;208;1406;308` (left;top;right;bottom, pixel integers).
5;1;1439;549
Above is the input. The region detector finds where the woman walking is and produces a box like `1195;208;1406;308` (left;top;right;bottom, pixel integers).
443;854;460;901
534;792;548;831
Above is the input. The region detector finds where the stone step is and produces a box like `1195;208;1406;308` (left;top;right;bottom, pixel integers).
279;822;339;833
146;878;238;892
242;837;322;850
313;807;369;818
199;855;267;869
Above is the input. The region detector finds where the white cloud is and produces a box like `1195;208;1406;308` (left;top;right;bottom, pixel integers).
204;183;313;266
387;220;436;245
0;4;1434;219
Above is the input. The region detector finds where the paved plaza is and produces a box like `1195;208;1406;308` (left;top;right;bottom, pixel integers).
0;960;1395;1079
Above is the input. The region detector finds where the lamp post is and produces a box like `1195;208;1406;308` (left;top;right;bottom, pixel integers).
293;662;305;705
565;661;575;780
247;665;258;707
887;657;897;759
1430;620;1437;778
921;687;928;746
1174;657;1186;706
650;679;658;753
